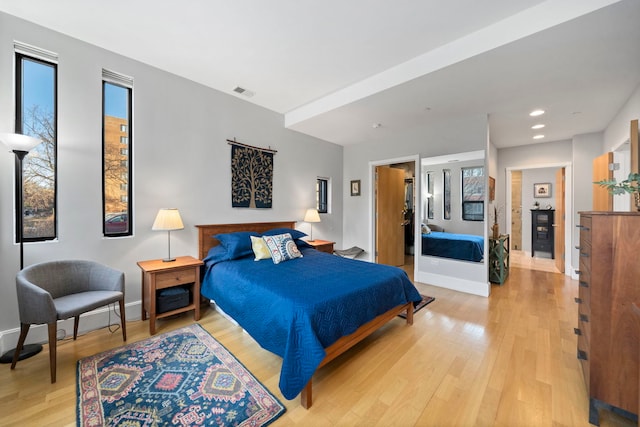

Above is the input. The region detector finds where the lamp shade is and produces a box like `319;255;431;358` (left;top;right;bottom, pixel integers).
304;208;321;223
0;133;42;152
152;208;184;231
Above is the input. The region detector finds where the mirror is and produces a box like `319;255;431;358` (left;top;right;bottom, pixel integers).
420;150;485;262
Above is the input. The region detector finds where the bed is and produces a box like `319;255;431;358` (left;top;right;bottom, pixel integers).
196;221;422;408
421;231;484;262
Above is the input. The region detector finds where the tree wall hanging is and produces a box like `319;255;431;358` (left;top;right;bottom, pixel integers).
228;139;276;208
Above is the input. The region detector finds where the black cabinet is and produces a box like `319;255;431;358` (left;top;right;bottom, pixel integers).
531;209;554;258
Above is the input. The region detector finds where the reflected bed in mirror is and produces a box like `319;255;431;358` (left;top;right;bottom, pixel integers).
421;230;484;262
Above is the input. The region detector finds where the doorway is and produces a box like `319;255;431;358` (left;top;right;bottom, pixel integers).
506;163;571;275
370;156;419;273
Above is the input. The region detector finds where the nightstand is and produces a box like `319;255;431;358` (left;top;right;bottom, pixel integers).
137;255;204;335
306;239;335;254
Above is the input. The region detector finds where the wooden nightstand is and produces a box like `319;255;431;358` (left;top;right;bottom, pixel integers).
306;239;335;254
137;255;204;335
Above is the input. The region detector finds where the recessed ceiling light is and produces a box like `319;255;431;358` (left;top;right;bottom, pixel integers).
533;134;545;140
531;124;545;129
372;123;382;128
530;109;545;117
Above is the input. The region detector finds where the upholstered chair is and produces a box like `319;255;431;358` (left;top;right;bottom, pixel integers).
11;260;126;383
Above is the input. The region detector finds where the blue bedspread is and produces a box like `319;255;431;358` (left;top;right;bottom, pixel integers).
201;246;421;400
421;231;484;262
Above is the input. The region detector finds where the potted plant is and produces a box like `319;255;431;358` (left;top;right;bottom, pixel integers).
594;172;640;211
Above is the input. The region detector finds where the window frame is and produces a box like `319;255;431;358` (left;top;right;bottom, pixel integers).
316;177;329;214
102;78;133;237
15;52;58;243
461;166;485;221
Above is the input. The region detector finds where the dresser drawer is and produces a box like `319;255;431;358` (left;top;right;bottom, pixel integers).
155;268;197;289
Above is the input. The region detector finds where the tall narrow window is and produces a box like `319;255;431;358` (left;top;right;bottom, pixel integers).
316;178;329;214
103;70;133;236
462;166;484;221
15;48;58;242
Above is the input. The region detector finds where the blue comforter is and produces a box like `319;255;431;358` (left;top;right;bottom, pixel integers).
421;231;484;262
201;246;421;400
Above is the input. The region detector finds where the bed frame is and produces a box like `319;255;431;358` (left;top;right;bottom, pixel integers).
195;221;414;408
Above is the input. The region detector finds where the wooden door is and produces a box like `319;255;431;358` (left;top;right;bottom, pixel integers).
376;166;405;266
511;170;522;250
554;168;565;273
593;152;613;211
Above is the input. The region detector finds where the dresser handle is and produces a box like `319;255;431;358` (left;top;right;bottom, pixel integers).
579;313;589;322
579;252;589;257
577;350;588;361
574;328;582;336
579;281;589;288
575;270;581;275
575;297;582;304
576;225;590;231
575;246;581;250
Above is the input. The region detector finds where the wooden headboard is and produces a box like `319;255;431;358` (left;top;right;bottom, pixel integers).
195;221;297;260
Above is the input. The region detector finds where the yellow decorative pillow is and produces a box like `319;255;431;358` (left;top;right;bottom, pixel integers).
250;235;272;261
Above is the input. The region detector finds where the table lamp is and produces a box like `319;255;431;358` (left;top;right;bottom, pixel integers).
303;208;321;241
152;208;184;262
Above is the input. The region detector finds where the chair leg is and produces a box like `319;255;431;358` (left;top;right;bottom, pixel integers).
48;323;57;383
10;323;30;369
73;316;80;340
119;299;127;341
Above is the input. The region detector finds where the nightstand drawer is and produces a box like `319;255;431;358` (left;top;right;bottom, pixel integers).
155;268;196;289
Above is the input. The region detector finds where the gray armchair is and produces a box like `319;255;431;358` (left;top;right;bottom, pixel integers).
11;260;126;383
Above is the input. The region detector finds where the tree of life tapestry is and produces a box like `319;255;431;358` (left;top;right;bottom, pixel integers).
231;144;273;208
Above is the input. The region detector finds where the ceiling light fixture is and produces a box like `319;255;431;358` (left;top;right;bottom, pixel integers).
533;134;545;140
530;109;545;117
531;124;545;129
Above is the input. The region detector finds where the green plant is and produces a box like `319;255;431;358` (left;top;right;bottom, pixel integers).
594;172;640;195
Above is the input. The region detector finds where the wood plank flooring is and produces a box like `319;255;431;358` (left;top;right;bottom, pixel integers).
0;264;636;426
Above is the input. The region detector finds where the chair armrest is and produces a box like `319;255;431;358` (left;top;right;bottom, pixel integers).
16;276;57;324
88;264;125;294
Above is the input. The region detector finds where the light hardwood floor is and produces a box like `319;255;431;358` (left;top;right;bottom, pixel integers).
0;264;636;426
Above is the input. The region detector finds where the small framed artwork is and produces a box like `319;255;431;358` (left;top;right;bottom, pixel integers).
488;176;495;201
534;182;551;198
350;180;361;196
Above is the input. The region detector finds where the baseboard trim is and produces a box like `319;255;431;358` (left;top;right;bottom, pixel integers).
0;301;141;355
416;271;490;297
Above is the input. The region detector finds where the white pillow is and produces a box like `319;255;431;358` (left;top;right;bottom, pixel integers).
421;223;431;234
262;233;303;264
250;235;272;261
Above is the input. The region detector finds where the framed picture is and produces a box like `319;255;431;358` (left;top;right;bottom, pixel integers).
488;176;495;201
350;180;361;196
534;182;551;198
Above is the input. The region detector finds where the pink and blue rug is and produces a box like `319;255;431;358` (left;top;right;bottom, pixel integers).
77;323;285;426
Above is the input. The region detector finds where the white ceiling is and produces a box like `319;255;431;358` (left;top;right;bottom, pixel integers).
0;0;638;148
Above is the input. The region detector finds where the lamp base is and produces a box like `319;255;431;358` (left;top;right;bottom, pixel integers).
0;343;43;364
162;257;176;262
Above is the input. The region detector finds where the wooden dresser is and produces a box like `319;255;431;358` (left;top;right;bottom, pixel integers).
576;211;640;425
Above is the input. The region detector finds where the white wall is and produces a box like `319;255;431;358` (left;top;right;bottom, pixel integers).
604;84;640;152
0;13;343;352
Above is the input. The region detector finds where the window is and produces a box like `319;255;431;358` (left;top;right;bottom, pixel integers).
462;166;484;221
103;69;133;236
316;178;329;214
15;48;58;242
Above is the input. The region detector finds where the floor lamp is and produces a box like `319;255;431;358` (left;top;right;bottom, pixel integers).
0;133;43;364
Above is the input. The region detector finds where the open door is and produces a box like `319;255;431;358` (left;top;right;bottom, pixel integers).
376;166;405;266
510;170;522;250
593;152;613;211
554;168;565;273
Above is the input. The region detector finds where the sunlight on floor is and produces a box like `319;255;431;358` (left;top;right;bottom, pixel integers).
510;249;560;273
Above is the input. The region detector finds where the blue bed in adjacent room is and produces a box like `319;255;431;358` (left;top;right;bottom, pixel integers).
196;221;422;409
421;231;484;262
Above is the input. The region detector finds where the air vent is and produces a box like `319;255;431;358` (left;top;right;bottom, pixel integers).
233;86;255;98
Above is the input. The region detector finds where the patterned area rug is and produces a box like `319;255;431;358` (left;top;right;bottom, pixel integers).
398;294;435;319
77;323;285;426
